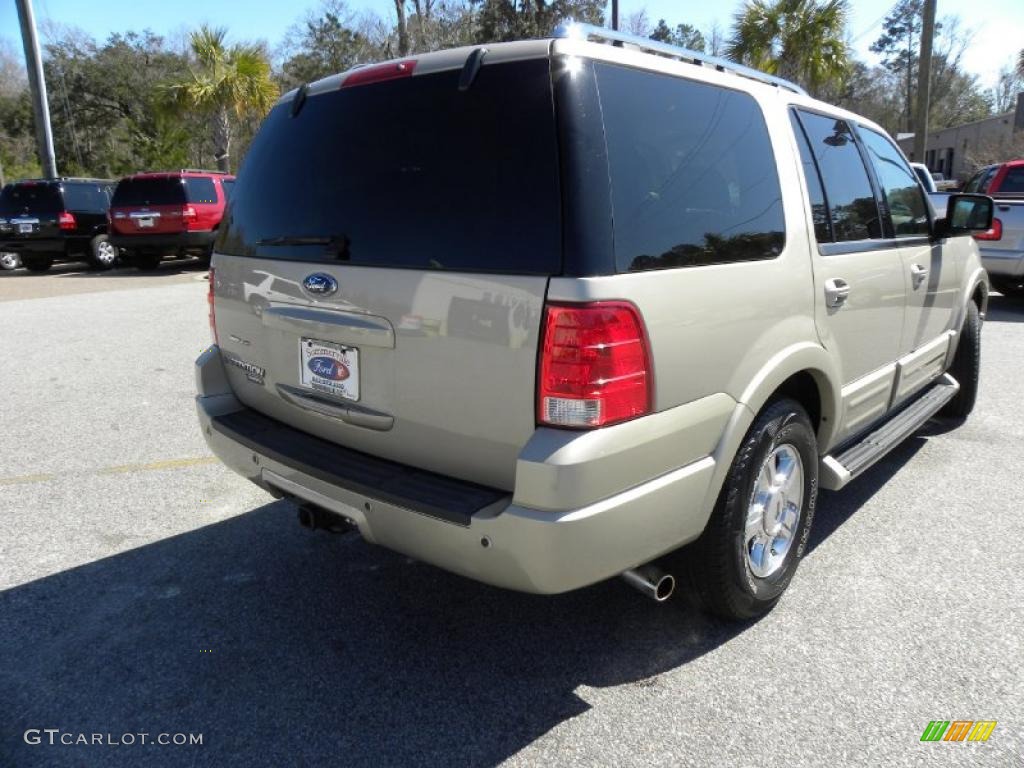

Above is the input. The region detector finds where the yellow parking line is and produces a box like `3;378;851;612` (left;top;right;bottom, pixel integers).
0;473;56;486
98;457;219;474
0;457;218;485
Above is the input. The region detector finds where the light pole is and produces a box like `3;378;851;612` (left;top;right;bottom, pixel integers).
912;0;937;166
15;0;58;179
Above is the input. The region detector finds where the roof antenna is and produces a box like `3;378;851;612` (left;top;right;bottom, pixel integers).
459;47;488;91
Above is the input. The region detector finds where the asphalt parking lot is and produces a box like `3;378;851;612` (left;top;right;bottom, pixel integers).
0;266;1022;767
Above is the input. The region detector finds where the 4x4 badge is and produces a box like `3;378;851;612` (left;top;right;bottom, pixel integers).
303;273;338;297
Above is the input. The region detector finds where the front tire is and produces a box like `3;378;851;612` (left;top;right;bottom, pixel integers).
941;302;981;420
89;234;118;270
681;399;819;620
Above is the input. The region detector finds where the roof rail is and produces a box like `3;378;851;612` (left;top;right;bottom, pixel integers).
180;169;228;175
553;22;808;97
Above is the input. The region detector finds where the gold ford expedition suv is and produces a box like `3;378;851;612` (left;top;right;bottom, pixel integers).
196;24;993;620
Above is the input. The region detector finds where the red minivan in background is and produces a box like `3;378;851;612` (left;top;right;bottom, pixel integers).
108;169;234;270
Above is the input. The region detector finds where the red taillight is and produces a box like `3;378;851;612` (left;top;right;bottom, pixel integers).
538;302;652;428
58;211;76;230
208;267;218;344
182;205;198;227
341;60;416;88
974;218;1002;241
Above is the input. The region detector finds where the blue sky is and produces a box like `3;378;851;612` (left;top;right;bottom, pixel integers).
2;0;1021;90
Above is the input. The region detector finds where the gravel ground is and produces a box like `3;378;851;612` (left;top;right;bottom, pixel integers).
0;277;1021;767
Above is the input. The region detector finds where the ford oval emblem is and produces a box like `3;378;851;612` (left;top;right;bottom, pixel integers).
307;356;350;381
303;273;338;297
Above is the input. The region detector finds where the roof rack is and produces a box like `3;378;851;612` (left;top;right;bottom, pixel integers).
14;176;112;184
179;169;228;175
553;22;808;97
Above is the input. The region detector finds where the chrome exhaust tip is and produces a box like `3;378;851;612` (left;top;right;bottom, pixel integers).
621;565;675;602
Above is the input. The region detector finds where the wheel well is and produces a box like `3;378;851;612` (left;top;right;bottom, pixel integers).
972;284;985;312
773;371;822;434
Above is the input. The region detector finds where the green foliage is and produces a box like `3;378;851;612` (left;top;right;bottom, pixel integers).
727;0;850;95
474;0;604;44
649;21;705;51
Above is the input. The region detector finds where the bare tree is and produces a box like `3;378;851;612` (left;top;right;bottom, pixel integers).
624;9;651;36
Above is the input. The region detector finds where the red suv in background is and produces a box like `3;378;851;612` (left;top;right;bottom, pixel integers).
108;169;234;270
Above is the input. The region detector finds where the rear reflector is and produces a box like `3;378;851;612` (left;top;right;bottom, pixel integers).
58;211;76;230
341;60;416;88
974;218;1002;241
538;302;652;428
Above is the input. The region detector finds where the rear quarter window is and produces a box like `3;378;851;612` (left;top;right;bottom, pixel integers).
62;183;109;212
998;166;1024;194
595;63;785;272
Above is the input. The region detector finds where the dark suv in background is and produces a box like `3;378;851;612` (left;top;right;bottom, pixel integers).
0;178;118;271
109;170;234;270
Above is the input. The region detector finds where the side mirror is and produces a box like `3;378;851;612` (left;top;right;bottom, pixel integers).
935;194;994;237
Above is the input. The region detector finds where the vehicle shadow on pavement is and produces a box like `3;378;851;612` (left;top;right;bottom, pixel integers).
0;497;747;768
985;294;1024;323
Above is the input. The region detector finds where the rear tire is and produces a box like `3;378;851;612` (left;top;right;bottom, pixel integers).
678;398;818;621
0;252;20;270
22;255;53;273
940;302;981;420
89;234;118;270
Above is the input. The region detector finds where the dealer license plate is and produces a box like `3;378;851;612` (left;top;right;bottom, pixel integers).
299;338;359;401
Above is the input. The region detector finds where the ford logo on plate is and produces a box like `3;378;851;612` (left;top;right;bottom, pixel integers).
308;356;350;381
303;273;338;297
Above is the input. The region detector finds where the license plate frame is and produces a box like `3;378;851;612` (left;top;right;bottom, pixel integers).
18;223;32;234
299;338;359;402
136;217;155;229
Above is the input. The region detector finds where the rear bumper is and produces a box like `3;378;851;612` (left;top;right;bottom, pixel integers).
195;346;720;594
979;246;1024;278
110;230;216;251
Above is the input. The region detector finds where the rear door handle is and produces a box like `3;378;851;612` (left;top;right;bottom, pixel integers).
824;278;850;308
910;263;928;285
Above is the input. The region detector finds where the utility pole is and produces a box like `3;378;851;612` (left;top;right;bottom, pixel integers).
611;0;619;30
912;0;937;165
15;0;57;179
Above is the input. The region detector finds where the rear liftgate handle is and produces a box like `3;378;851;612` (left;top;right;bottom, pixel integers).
824;277;850;308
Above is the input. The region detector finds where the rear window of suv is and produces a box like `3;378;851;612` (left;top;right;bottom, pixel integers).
217;59;562;274
112;178;186;207
0;183;63;214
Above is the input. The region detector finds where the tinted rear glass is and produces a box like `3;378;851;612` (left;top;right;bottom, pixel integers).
112;178;186;207
218;59;561;273
63;183;110;212
596;63;785;272
0;184;63;214
185;177;218;204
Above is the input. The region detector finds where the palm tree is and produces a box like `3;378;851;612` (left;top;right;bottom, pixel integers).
165;26;277;172
727;0;850;95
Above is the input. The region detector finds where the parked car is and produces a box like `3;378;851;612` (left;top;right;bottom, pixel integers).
959;160;1024;295
0;178;117;271
929;171;960;191
108;169;234;270
195;25;992;620
911;162;937;193
0;252;20;270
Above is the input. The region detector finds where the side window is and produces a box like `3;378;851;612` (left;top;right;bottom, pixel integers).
184;177;218;204
795;111;881;242
221;179;235;201
789;111;831;243
596;63;785;271
963;169;986;193
859;127;929;237
999;166;1024;194
61;183;107;212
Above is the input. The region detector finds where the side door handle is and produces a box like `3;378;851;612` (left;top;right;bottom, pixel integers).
824;277;850;308
910;263;929;286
